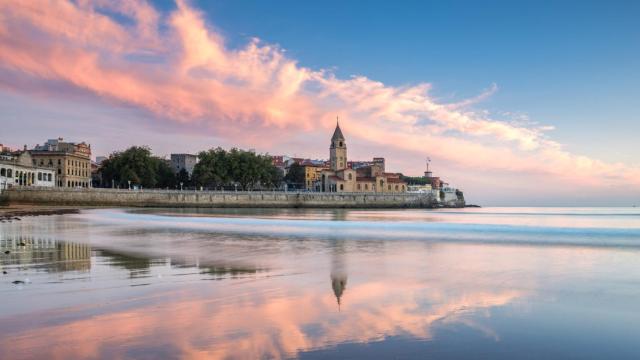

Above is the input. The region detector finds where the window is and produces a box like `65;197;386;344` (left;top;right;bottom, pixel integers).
365;184;368;190
58;159;61;165
48;174;52;182
357;184;361;190
7;169;12;177
340;184;344;191
339;141;343;147
39;160;44;165
380;180;384;187
395;185;399;191
38;172;42;181
58;169;61;174
348;173;352;180
402;185;405;191
48;159;53;166
388;185;391;190
0;168;4;177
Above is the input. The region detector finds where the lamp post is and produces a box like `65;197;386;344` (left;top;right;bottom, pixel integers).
127;180;131;190
180;182;183;191
234;183;238;192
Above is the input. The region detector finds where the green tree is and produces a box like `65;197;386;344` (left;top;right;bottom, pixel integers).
176;168;191;188
192;147;231;189
99;146;175;188
193;147;282;190
284;163;305;190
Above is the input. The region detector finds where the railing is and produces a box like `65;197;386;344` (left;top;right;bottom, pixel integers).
7;186;431;197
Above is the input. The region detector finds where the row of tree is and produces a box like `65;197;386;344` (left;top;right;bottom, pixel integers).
100;146;176;189
192;147;282;190
99;146;284;190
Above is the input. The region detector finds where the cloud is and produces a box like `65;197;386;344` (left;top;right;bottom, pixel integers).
1;0;639;196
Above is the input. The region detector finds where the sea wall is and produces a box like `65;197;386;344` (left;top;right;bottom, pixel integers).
2;187;465;208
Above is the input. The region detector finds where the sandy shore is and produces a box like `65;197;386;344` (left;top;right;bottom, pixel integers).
0;204;82;221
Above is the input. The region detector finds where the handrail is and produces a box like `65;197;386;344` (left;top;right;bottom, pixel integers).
5;186;433;197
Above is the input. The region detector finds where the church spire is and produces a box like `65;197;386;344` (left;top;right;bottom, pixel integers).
331;116;345;142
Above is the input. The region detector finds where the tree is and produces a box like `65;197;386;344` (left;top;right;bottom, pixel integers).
284;163;305;190
99;146;176;188
176;168;191;188
192;147;231;189
192;147;283;190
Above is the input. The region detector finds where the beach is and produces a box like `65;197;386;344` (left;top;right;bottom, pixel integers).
1;207;640;359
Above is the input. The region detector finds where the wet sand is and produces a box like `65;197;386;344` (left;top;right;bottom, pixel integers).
1;207;640;359
0;204;81;221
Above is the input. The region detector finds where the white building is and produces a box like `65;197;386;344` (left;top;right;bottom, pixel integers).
0;152;56;190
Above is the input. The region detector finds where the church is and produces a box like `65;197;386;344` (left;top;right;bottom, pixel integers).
318;121;407;193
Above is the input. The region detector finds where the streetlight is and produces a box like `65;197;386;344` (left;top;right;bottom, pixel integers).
180;182;183;191
234;183;238;192
127;180;131;190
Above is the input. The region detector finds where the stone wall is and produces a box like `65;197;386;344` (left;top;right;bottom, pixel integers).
1;188;464;208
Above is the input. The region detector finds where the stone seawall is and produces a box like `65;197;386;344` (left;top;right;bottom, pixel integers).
1;188;463;208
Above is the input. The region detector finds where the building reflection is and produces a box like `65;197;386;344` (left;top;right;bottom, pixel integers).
0;235;91;273
330;239;348;310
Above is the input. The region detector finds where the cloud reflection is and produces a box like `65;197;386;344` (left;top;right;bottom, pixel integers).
0;258;522;360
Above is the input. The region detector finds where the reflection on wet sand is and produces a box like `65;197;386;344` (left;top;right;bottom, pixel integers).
2;208;640;359
1;236;91;273
0;241;523;359
330;240;347;310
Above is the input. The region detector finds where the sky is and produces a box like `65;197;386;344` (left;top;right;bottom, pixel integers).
0;0;639;206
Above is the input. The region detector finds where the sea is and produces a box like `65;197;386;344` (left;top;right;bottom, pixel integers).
1;207;639;359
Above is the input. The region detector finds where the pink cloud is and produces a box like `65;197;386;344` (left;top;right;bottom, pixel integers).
1;0;639;197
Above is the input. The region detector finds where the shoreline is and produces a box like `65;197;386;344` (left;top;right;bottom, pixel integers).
2;188;463;209
0;205;81;221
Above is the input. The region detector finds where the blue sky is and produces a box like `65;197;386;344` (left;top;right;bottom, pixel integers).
1;0;639;205
187;0;640;164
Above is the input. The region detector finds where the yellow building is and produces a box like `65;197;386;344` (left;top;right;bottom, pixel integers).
29;138;92;188
319;121;407;193
302;163;327;191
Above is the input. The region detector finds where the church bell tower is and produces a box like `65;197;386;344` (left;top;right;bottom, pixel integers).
330;118;347;171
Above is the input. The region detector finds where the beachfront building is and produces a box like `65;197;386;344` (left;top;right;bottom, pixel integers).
0;152;56;190
300;160;327;191
29;138;92;188
170;153;198;176
318;121;407;193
